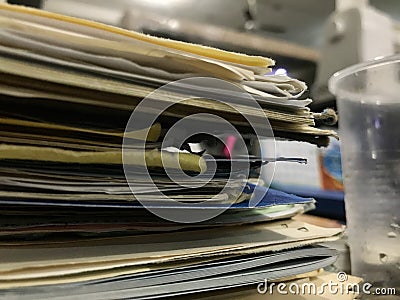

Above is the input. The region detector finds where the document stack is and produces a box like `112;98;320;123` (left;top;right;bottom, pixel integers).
0;3;351;299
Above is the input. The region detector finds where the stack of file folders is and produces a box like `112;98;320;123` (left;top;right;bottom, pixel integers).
0;3;347;299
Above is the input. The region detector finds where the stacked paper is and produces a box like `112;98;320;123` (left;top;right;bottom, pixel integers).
0;3;345;299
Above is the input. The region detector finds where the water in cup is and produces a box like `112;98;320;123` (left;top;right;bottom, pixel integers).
340;99;400;289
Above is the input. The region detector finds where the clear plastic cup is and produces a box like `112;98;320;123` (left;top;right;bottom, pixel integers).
329;54;400;290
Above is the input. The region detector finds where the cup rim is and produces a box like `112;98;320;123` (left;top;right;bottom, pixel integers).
328;53;400;95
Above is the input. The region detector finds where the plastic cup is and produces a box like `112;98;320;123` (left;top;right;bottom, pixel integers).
329;54;400;290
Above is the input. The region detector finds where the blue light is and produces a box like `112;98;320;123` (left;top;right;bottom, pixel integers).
274;68;287;76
